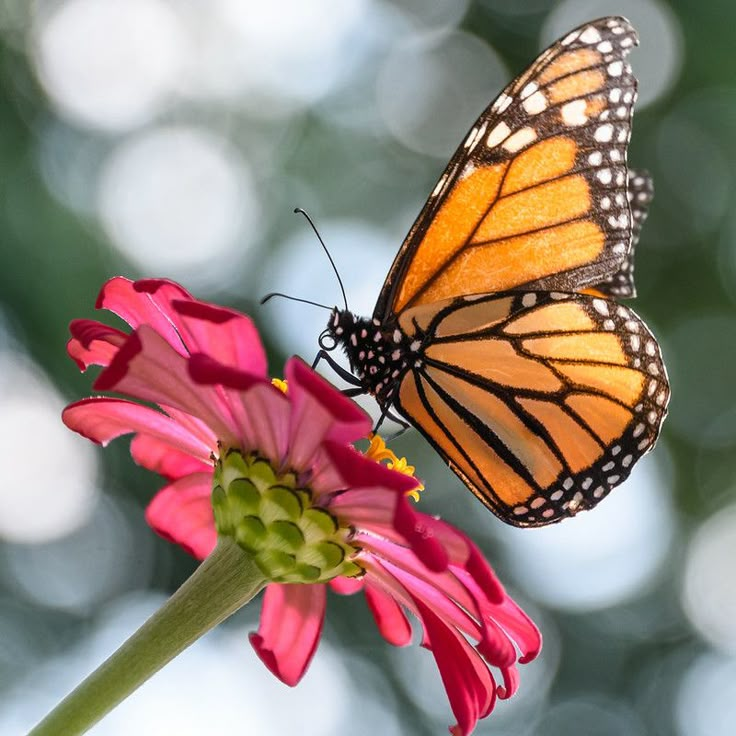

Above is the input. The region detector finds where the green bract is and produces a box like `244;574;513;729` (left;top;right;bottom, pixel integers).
213;450;363;583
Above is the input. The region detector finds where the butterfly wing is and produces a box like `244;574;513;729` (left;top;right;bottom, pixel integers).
588;168;654;298
394;292;669;526
374;16;640;321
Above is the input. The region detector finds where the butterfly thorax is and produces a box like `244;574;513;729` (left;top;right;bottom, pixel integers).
326;309;421;407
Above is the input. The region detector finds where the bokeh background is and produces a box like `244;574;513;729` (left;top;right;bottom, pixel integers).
0;0;734;733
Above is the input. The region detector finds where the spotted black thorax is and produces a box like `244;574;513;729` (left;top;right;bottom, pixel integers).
322;309;423;408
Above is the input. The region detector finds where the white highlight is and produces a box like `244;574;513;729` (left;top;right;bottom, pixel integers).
0;352;98;543
32;0;185;131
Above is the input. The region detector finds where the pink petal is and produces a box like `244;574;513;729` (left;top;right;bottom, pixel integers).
67;319;127;370
96;277;188;353
94;326;238;444
285;358;371;469
486;596;542;665
364;554;482;642
393;496;448;572
62;397;214;461
495;665;520;701
249;583;326;686
130;434;212;479
413;598;496;736
304;446;349;496
172;299;267;378
364;583;412;647
329;576;364;595
187;353;265;392
236;383;291;466
145;473;216;559
328;487;406;543
187;355;292;461
324;441;420;495
411;518;505;604
475;617;517;669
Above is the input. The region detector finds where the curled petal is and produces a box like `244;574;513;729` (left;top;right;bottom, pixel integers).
95;326;238;444
96;277;189;353
496;665;520;701
145;473;217;559
487;596;542;665
67;319;127;370
413;598;496;736
476;617;517;669
249;583;326;687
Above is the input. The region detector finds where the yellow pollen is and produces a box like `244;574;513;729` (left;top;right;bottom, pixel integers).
271;378;288;394
365;433;424;502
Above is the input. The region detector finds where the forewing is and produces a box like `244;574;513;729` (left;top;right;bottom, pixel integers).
395;292;669;527
375;16;640;320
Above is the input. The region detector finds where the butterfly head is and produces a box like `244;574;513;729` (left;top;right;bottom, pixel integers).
320;307;354;352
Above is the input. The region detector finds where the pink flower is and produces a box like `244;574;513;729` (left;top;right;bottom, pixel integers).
63;277;541;735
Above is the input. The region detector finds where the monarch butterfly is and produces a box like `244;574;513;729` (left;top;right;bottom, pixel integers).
316;16;669;527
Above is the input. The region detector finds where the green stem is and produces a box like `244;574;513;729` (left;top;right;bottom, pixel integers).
29;538;266;736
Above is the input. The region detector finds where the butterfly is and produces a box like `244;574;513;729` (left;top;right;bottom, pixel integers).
316;16;669;527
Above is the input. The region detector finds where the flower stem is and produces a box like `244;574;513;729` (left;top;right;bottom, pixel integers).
29;538;266;736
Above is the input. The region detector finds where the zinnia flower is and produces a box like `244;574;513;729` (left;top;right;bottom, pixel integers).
62;277;541;735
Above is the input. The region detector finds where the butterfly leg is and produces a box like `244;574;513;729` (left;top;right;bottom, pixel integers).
312;350;362;386
373;405;410;435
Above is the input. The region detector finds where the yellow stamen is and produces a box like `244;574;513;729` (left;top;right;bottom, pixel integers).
271;378;288;394
365;433;424;502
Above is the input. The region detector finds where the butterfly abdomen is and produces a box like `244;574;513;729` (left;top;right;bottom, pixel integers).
328;309;420;405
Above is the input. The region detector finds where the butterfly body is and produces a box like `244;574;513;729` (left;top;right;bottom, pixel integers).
316;16;669;528
327;309;419;406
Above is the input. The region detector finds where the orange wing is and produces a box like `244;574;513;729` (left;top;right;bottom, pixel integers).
374;16;640;320
394;291;669;526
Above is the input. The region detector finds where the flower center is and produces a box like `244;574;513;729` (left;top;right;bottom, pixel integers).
212;449;363;584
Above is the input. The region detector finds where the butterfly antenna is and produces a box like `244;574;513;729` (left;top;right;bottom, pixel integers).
294;207;349;311
260;292;331;311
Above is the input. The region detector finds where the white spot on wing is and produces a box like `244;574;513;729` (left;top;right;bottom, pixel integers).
579;26;602;44
594;124;614;142
487;121;511;148
523;90;547;115
502;127;537;153
561;99;588;126
520;82;538;99
492;93;513;114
